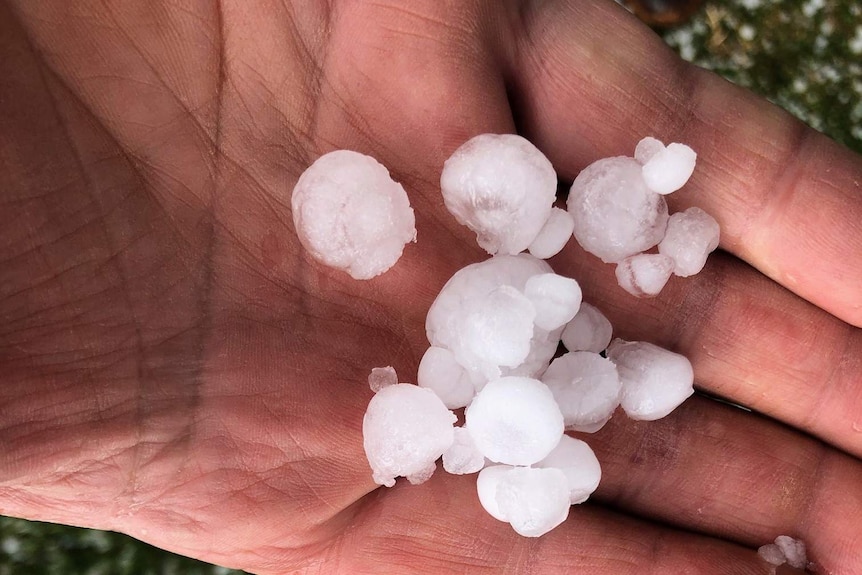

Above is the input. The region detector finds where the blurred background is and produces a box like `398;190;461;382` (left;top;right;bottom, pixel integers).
2;0;860;573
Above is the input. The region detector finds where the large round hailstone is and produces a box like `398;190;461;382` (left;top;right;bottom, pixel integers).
606;339;694;421
417;346;475;409
363;384;456;487
658;207;720;277
440;134;557;255
466;376;564;466
542;351;621;432
567;156;669;263
561;302;613;353
476;465;514;521
535;435;602;504
291;150;416;280
495;466;571;537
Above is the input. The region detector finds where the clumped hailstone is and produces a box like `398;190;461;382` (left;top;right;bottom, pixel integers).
440;134;557;255
560;302;613;353
363;384;456;487
291;150;416;279
659;207;720;277
341;134;717;538
757;535;808;569
606;339;695;421
615;253;676;298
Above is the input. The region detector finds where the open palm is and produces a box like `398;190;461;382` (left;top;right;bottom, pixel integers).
2;1;861;573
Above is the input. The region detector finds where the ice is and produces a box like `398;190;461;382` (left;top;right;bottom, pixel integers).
417;347;475;409
659;207;720;277
774;536;807;569
561;302;613;353
291;150;416;279
363;384;456;487
567;156;669;263
757;543;786;566
426;254;553;386
495;467;571;537
442;427;486;475
641;143;697;195
614;253;675;298
440;134;557;255
634;136;665;165
466;376;564;466
368;366;397;393
542;351;621;432
606;339;695;421
524;273;582;331
476;465;514;521
528;207;575;259
460;285;536;368
406;461;437;485
535;435;602;504
500;325;563;381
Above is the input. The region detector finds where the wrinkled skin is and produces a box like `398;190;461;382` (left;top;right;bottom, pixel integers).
1;1;861;574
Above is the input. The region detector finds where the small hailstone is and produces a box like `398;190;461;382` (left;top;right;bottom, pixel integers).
659;207;720;277
542;351;621;432
500;325;564;381
535;435;602;504
442;427;486;475
368;366;397;393
606;339;694;421
459;285;536;368
495;466;571;537
291;150;416;279
417;347;475;409
774;536;807;569
528;207;575;259
466;377;564;466
523;273;582;331
757;543;786;566
567;156;669;263
440;134;557;255
406;461;438;485
561;302;613;353
363;384;456;487
614;253;675;298
641;143;697;195
476;465;514;521
634;136;665;165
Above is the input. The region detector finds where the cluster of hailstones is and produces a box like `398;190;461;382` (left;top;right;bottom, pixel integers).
291;134;720;538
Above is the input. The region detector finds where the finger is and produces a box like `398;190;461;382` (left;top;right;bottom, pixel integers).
507;0;862;327
330;472;774;575
552;239;862;460
586;395;862;574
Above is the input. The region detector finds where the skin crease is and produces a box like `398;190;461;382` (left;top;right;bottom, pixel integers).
0;0;860;573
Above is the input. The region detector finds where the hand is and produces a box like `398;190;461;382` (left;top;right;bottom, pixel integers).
1;1;860;573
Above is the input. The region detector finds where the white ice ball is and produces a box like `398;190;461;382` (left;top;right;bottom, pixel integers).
641;142;697;195
658;207;720;277
476;465;514;521
466;376;564;466
495;466;571;537
606;339;694;421
441;134;557;255
528;207;575;259
363;384;456;487
291;150;416;279
567;156;668;263
524;273;582;331
442;427;486;475
561;302;613;353
542;351;621;432
614;253;675;298
634;136;665;165
535;435;602;504
418;346;476;409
